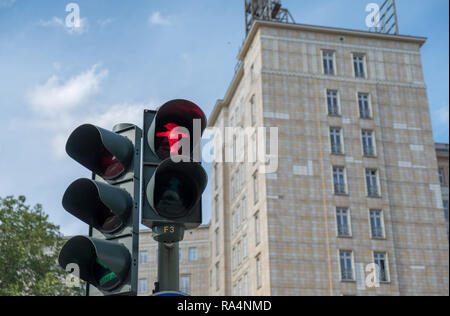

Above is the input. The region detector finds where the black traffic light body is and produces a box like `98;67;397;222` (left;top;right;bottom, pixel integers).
142;100;208;239
59;124;141;296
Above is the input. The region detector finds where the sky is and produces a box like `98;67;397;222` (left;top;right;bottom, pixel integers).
0;0;448;236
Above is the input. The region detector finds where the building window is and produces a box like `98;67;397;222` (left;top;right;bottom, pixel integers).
256;255;262;289
333;167;347;195
330;128;343;154
370;210;385;239
188;247;198;261
214;164;218;190
138;279;147;293
214;195;219;223
353;54;366;78
241;197;247;222
374;253;389;283
215;228;220;256
139;251;148;265
362;130;376;157
250;64;255;81
209;270;213;288
439;169;445;185
215;262;220;291
253;172;259;204
237;241;242;265
443;200;449;222
366;169;380;197
238;278;243;296
339;251;354;281
327;90;340;116
232;247;237;270
358;93;371;119
336;208;351;237
322;51;335;75
180;275;191;294
254;212;260;245
231;176;235;200
179;247;182;262
244;273;249;296
250;96;256;126
243;234;248;259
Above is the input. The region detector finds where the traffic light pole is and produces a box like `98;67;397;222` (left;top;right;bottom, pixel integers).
157;242;180;292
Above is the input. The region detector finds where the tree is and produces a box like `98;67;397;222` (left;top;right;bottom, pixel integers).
0;195;84;296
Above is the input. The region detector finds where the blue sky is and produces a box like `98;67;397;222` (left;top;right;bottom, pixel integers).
0;0;448;236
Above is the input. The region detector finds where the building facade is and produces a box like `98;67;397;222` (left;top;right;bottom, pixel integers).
137;225;210;296
436;143;449;239
208;21;449;296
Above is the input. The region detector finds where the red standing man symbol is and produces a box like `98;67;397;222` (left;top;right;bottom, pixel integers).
156;123;190;154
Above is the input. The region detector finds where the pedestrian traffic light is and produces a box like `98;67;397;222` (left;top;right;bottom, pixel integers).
142;100;208;242
58;123;141;296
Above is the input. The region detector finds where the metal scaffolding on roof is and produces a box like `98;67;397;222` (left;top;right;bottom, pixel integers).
370;0;400;35
244;0;295;35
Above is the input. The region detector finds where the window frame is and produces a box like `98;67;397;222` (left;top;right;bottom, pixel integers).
322;50;336;76
336;208;352;238
339;250;355;282
353;53;367;79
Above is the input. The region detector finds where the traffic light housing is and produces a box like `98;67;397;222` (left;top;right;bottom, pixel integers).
142;100;208;240
59;123;141;296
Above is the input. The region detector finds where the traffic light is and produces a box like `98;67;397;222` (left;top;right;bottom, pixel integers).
58;123;141;296
142;99;208;242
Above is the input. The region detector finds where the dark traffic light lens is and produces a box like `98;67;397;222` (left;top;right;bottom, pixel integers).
92;258;121;291
99;145;125;179
95;203;124;234
155;172;195;218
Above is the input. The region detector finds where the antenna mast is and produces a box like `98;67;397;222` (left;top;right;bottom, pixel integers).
245;0;295;35
370;0;400;35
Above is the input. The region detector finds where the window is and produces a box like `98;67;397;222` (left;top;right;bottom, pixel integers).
139;251;148;265
215;228;220;256
243;235;248;259
244;273;249;296
241;198;247;222
439;169;445;185
330;128;343;154
253;172;259;204
370;210;385;239
138;279;147;293
443;200;449;222
358;93;371;119
353;54;366;78
179;247;182;262
188;247;198;261
238;278;243;296
215;262;220;291
374;253;389;283
339;251;354;281
231;176;235;200
250;96;256;126
366;169;379;197
362;130;376;157
327;90;339;116
214;195;219;223
250;64;255;81
237;241;242;265
210;270;213;288
180;275;191;294
240;163;246;186
232;247;237;270
214;164;218;190
336;208;351;237
255;212;260;245
256;255;262;288
333;167;347;195
323;51;335;75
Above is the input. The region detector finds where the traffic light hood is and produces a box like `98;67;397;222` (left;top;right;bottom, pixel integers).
58;236;131;292
62;179;132;235
66;124;134;180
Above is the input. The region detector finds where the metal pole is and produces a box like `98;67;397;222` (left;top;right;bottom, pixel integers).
157;242;180;292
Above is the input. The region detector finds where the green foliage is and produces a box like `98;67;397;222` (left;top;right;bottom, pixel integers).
0;195;84;296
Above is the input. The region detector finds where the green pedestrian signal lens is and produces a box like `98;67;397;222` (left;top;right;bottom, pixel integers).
93;258;120;291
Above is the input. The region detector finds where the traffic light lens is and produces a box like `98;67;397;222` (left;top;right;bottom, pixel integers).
96;203;124;234
99;145;125;179
93;258;121;291
155;172;195;218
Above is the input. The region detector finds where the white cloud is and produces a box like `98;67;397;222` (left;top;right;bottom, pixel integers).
98;18;113;28
39;17;88;35
433;106;449;124
149;12;171;26
28;64;108;116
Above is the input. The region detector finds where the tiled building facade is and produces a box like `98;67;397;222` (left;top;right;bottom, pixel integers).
436;143;449;238
137;225;210;296
208;21;449;296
